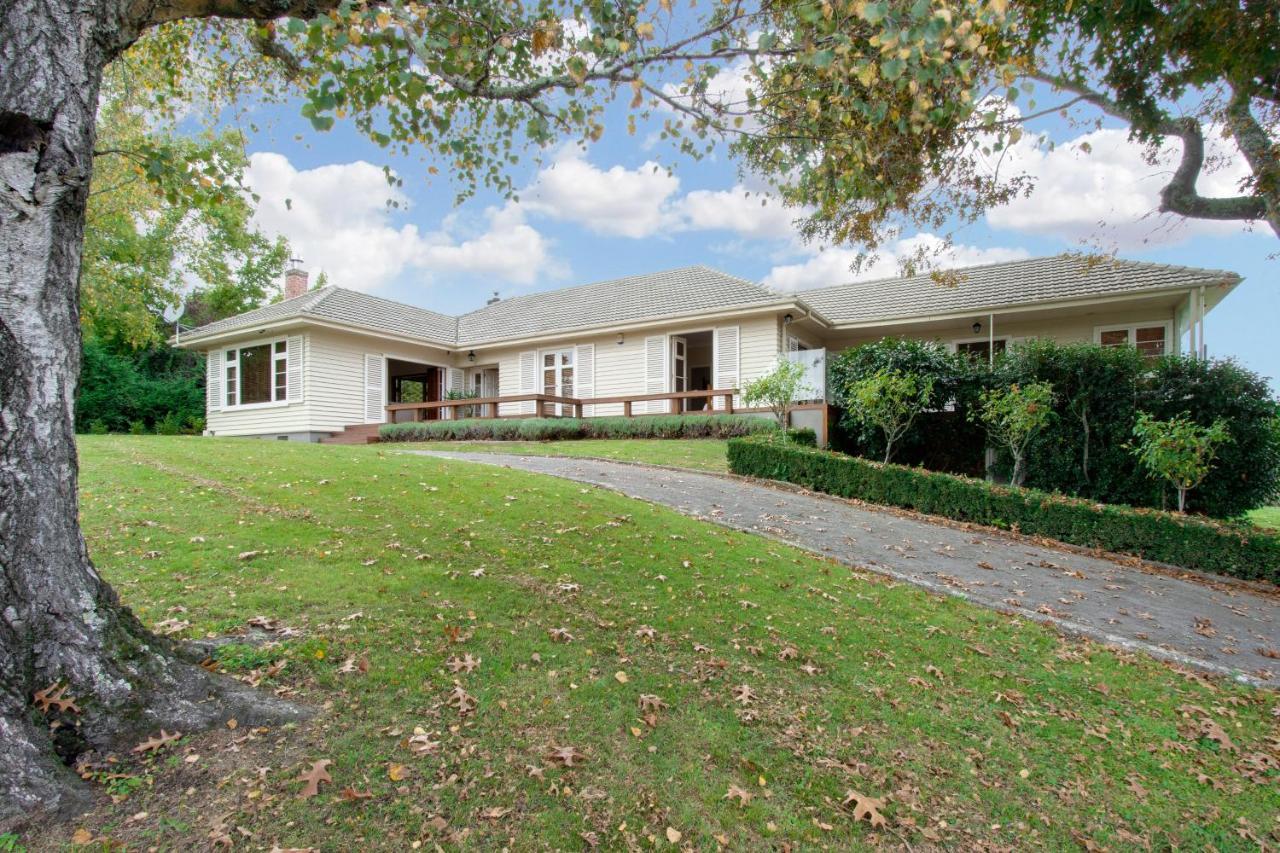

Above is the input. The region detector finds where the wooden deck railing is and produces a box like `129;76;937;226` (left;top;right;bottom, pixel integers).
385;388;738;422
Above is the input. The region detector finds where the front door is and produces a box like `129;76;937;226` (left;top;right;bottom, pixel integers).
541;349;575;416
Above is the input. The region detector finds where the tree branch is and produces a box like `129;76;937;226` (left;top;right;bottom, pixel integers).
1032;71;1271;227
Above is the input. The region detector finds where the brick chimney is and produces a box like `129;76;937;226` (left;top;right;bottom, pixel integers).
284;260;309;300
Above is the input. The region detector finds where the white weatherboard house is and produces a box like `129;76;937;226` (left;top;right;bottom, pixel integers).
175;254;1240;444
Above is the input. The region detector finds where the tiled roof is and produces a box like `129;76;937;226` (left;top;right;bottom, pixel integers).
183;286;458;345
182;255;1239;347
455;266;781;345
799;254;1240;326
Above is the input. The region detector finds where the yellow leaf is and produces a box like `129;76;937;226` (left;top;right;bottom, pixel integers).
666;827;682;844
388;763;409;781
72;828;93;845
614;671;629;684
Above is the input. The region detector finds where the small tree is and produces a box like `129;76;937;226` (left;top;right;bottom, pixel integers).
974;382;1056;487
846;369;934;463
1130;413;1232;513
742;358;813;433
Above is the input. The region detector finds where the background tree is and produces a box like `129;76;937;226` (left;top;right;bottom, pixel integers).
973;382;1055;487
742;357;813;432
845;368;933;463
1130;413;1232;513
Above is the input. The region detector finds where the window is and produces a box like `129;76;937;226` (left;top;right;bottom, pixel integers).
223;340;288;407
1095;322;1170;358
951;337;1008;362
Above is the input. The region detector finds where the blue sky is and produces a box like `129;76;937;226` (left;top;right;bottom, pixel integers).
234;82;1278;388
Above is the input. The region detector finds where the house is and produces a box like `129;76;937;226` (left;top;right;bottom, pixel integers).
175;254;1240;444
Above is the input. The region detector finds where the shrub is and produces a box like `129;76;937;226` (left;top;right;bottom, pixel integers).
741;358;813;430
76;337;205;433
155;411;184;435
1137;356;1280;517
785;427;817;447
378;414;775;443
727;436;1280;582
1130;413;1231;513
844;369;934;463
972;381;1056;486
828;339;986;474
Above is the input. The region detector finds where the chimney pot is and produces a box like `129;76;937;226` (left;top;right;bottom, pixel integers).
284;261;309;300
486;290;501;306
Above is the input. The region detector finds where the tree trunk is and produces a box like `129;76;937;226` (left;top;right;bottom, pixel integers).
1;0;303;828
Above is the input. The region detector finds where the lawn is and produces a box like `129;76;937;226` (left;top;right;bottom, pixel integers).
1250;505;1280;531
39;435;1276;850
399;437;731;472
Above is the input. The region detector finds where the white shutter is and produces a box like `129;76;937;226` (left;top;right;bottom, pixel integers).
444;367;465;419
518;350;537;415
644;335;668;414
713;325;740;409
363;354;385;423
206;350;222;413
286;335;304;403
575;343;595;417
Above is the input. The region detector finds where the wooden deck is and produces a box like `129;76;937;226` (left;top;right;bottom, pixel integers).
385;388;740;422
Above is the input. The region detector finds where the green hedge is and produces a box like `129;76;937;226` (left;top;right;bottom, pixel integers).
727;435;1280;582
379;414;776;443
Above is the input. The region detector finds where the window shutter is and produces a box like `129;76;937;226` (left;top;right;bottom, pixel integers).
206;350;222;413
286;335;304;403
518;350;537;415
575;343;595;417
443;367;465;419
363;354;385;423
713;325;740;409
644;335;667;414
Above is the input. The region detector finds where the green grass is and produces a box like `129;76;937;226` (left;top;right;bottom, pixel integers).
401;437;731;472
53;435;1276;850
1249;505;1280;530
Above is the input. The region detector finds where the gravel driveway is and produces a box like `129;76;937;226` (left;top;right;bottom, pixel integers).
413;450;1280;687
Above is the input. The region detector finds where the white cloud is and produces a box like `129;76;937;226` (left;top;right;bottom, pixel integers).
985;123;1256;249
522;147;682;238
763;234;1030;292
246;152;556;291
678;185;801;240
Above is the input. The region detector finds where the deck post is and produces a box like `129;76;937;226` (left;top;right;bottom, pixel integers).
623;401;632;417
722;393;734;414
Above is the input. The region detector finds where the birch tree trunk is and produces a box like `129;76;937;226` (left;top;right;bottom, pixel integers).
0;0;303;828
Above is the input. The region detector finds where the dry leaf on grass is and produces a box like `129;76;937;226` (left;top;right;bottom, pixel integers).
665;826;682;843
448;685;476;715
543;745;587;767
447;653;481;674
638;694;667;713
842;789;887;828
388;763;410;781
408;727;441;755
724;784;753;806
339;787;374;802
131;729;181;754
548;627;575;643
731;684;756;705
296;759;332;799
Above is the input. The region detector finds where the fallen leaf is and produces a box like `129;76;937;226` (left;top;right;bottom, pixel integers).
387;763;410;781
724;784;753;806
731;684;756;705
339;787;374;802
548;627;575;643
666;827;682;844
614;671;629;684
543;745;587;767
448;685;476;715
296;759;332;799
131;729;181;754
447;653;481;674
841;789;887;828
33;682;81;715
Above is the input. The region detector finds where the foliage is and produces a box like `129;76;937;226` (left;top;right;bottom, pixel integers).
76;339;206;434
828;338;985;472
83;62;289;349
830;339;1280;517
844;369;934;463
1130;413;1231;514
785;428;817;447
379;415;775;443
1136;356;1280;517
741;358;813;431
972;382;1056;487
727;436;1280;583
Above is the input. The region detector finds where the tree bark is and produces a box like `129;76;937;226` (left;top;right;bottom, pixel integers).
1;0;304;828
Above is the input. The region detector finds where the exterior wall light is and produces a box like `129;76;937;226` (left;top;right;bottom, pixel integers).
616;333;625;345
972;321;982;335
467;350;476;363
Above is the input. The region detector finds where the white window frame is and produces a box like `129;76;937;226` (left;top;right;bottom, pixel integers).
222;339;290;410
1093;320;1173;356
540;347;575;416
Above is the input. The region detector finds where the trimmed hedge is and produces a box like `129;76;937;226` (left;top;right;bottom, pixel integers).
379;414;776;443
727;435;1280;582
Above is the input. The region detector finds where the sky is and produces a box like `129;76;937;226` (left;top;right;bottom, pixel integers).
229;77;1279;389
